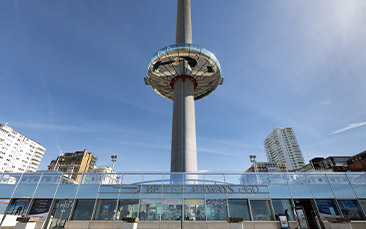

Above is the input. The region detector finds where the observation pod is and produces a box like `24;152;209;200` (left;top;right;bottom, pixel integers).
145;44;223;101
145;44;223;174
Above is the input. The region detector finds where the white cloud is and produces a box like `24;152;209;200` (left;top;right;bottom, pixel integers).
331;122;366;135
318;100;332;108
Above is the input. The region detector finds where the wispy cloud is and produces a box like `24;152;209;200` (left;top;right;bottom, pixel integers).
331;122;366;135
318;100;332;108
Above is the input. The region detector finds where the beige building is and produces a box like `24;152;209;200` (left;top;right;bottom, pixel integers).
48;149;97;182
246;161;287;172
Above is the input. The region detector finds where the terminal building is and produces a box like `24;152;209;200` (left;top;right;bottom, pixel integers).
0;171;365;228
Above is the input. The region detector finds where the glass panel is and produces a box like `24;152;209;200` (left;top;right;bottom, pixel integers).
55;185;78;198
93;199;117;220
347;173;366;185
139;199;161;221
250;200;273;221
204;174;225;184
0;174;23;197
243;173;267;185
327;174;349;184
289;185;313;198
307;174;329;184
331;185;356;199
206;199;227;221
49;199;74;229
71;199;95;220
310;185;334;198
34;173;60;197
286;174;308;185
184;199;205;221
5;199;31;215
268;185;291;198
359;200;366;216
267;174;287;185
272;199;295;221
161;199;182;221
315;199;340;221
76;185;99;198
0;199;10;214
115;199;139;220
97;185;119;198
224;174;242;185
122;174;143;185
227;199;250;220
337;200;364;220
0;173;22;184
352;185;366;198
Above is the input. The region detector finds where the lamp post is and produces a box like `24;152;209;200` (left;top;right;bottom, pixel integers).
111;155;117;171
249;155;257;172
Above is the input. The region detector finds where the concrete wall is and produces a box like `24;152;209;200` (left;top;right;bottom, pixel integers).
64;221;287;229
54;220;366;229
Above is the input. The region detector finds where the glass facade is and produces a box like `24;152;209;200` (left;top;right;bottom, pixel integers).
0;171;365;224
71;199;95;220
49;199;74;229
272;199;295;221
227;199;250;220
115;199;139;220
94;199;117;220
250;200;273;221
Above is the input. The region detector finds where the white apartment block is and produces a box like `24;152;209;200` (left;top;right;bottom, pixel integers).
0;124;46;172
264;127;305;171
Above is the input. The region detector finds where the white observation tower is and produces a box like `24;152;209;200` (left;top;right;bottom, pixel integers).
144;0;223;174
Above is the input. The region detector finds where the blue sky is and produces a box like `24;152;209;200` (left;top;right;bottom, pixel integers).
0;0;365;172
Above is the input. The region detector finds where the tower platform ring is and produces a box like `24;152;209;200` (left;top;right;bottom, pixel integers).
145;44;223;101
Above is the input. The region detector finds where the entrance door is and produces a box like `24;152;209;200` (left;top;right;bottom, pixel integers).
294;199;322;229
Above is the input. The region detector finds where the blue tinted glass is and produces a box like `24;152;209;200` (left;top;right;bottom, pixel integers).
269;185;291;198
331;185;356;199
310;185;334;198
184;199;205;221
161;199;182;221
55;185;78;198
286;174;308;185
327;174;349;184
250;200;273;221
0;184;17;198
351;185;366;198
347;173;366;185
5;199;30;215
116;199;139;220
315;199;340;221
76;185;99;198
71;199;96;220
12;184;37;198
93;199;117;220
307;174;329;184
359;200;366;216
267;174;287;185
206;199;227;221
272;199;294;221
139;199;161;221
0;199;10;214
289;185;312;198
337;200;364;220
33;184;58;198
228;199;250;220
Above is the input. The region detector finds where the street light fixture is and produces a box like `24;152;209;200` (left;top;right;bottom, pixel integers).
249;155;257;172
111;155;118;171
